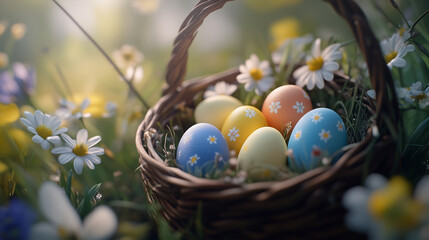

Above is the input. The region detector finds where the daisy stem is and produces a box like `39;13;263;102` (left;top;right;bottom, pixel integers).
389;0;411;28
52;0;150;111
339;39;356;48
410;9;429;34
54;64;75;100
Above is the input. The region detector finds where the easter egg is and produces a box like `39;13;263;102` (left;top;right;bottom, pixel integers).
221;106;268;154
287;108;347;172
177;123;230;177
194;95;243;130
238;127;287;181
262;85;313;135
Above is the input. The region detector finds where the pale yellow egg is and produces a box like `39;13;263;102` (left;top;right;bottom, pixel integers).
194;95;243;130
238;127;287;181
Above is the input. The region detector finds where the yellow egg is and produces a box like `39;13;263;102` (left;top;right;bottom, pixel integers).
238;127;287;181
221;106;268;154
194;95;243;130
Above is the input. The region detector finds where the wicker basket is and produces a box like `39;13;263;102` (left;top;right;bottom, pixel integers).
136;0;401;238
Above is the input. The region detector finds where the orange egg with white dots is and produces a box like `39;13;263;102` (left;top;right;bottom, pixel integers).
262;85;313;135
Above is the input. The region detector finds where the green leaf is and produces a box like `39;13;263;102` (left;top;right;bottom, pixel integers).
77;183;102;218
402;117;429;185
65;169;73;200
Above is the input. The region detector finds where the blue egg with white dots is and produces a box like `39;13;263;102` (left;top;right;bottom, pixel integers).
287;108;347;172
177;123;230;177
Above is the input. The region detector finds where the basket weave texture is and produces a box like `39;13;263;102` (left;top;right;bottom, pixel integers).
136;0;401;238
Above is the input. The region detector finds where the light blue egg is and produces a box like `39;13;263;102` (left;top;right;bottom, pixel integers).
287;108;347;172
177;123;230;177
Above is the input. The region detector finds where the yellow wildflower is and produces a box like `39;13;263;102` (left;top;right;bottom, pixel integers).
270;18;300;50
0;103;20;126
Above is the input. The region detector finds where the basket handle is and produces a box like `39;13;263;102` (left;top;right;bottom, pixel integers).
163;0;400;135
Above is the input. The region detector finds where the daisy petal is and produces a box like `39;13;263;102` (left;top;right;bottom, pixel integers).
307;74;316;90
82;206;117;240
41;141;51;150
315;71;325;89
83;156;95;170
81;98;90;110
61;134;76;148
54;127;68;135
322;70;334;81
58;153;76;164
35;110;44;126
38;182;82;233
47;136;61;144
27;126;37;135
24;111;36;126
87;136;101;148
32;135;44;144
74;157;84;174
415;176;429;205
52;146;72;154
76;129;88;144
323;62;339;71
391;58;406;68
88;147;104;156
20;118;34;128
84;154;101;165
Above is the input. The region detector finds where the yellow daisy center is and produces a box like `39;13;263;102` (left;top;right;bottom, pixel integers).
411;93;427;101
368;176;424;231
190;157;197;163
210;137;216;142
73;144;88;156
306;56;324;71
384;51;398;64
250;68;263;81
314;115;320;120
399;27;406;36
323;133;329;139
123;52;134;61
295;132;301;139
35;125;53;140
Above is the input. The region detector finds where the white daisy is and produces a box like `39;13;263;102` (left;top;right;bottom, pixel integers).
406;81;429;108
188;154;200;166
112;44;143;69
269;101;282;114
236;54;275;96
55;98;91;120
311;112;323;124
228;127;239;142
207;135;217;144
20;110;67;150
51;129;104;175
271;34;314;64
292;101;304;113
380;32;415;69
244;109;256;118
29;182;117;240
318;129;331;143
294;130;302;140
293;38;342;90
125;66;144;84
204;81;238;98
367;86;409;100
